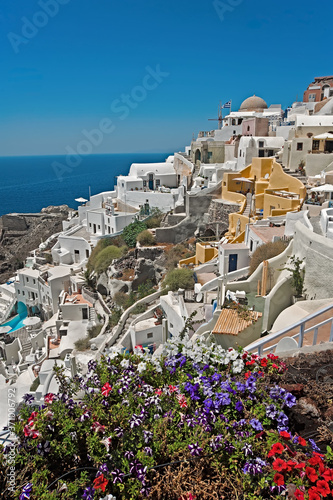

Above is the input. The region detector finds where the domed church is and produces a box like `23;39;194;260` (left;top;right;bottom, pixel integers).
239;95;268;112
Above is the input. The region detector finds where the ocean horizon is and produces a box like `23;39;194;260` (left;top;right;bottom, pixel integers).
0;153;171;217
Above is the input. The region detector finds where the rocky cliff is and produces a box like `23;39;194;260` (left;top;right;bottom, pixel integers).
0;205;71;283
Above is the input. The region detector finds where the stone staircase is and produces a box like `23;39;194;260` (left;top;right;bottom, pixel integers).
21;339;32;360
243;193;252;218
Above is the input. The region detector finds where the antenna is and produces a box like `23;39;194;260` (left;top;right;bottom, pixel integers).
208;101;223;130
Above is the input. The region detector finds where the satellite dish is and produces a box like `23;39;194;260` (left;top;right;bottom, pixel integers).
196;292;203;303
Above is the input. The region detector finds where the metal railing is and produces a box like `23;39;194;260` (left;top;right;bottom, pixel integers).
246;303;333;356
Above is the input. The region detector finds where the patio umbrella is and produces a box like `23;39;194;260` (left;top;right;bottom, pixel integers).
23;317;40;326
233;177;253;194
0;326;11;334
313;133;333;140
310;184;333;193
75;197;88;203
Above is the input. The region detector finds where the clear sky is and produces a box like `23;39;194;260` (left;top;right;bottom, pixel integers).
0;0;332;156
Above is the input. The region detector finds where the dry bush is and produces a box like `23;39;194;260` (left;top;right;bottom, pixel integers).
249;240;288;275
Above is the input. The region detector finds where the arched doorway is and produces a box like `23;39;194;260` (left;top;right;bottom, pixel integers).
194;149;201;163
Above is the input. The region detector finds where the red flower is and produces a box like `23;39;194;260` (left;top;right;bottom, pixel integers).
246;360;255;366
268;442;285;457
155;388;163;396
169;385;177;393
93;473;108;492
101;382;112;397
267;353;278;360
308;487;320;500
294;489;304;500
244;371;252;379
28;411;38;423
298;436;306;446
306;467;319;483
273;458;287;472
279;431;290;440
260;358;268;367
286;460;297;471
316;480;330;497
322;468;333;482
272;363;279;369
273;473;284;486
44;393;55;404
308;455;322;467
294;462;306;470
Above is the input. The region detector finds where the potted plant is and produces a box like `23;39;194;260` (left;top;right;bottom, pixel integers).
283;256;306;303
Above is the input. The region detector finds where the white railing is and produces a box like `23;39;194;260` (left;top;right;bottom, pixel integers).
246;303;333;356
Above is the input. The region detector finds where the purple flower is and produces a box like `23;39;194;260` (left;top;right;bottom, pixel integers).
124;450;135;460
144;446;153;456
82;486;95;500
216;392;231;406
284;392;296;408
111;468;124;484
266;404;277;419
129;414;141;428
242;443;252;456
19;483;33;500
309;438;321;452
143;430;153;443
80;410;91;422
210;435;223;451
22;394;35;404
242;457;267;475
224;440;235;453
188;442;202;456
87;360;97;372
37;440;50;456
235;401;243;412
249;418;263;432
114;427;124;437
98;463;109;474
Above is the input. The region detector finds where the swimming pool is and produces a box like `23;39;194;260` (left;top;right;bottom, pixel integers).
1;312;28;333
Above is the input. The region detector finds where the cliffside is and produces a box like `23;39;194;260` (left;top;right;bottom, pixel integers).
0;205;70;283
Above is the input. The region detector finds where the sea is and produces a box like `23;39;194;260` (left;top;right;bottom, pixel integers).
0;153;170;217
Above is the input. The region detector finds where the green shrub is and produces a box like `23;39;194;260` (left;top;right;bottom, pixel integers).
137;280;155;299
109;308;122;327
74;337;90;351
131;303;147;315
249;240;289;275
136;230;155;246
30;376;40;391
87;324;103;339
163;268;194;292
87;239;128;273
165;244;194;270
94;245;124;275
114;292;130;309
122;220;147;247
145;208;164;229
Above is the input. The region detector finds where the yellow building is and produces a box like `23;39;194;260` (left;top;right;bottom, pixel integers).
222;158;306;243
179;241;218;267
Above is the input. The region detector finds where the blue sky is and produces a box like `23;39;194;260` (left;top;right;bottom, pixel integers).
0;0;332;156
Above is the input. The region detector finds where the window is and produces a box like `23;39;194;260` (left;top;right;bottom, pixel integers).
86;249;89;258
250;240;253;252
247;126;250;132
82;308;88;320
258;141;264;148
143;180;147;187
33;279;36;285
147;332;153;339
313;140;320;151
98;225;101;230
156;179;161;186
297;143;303;151
170;323;173;329
22;291;25;296
233;130;236;134
89;223;92;227
207;152;213;159
74;250;79;255
26;277;29;283
17;289;20;294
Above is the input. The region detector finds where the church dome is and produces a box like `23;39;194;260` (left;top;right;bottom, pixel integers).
239;95;268;111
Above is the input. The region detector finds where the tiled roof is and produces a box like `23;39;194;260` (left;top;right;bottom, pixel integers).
212;308;262;336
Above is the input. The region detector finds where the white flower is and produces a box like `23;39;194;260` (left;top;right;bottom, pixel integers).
232;359;244;374
228;348;239;361
137;362;147;374
100;495;117;500
120;359;130;368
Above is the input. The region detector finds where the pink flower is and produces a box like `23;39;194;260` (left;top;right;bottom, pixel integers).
176;394;188;408
169;385;177;393
101;382;112;397
91;421;106;434
44;393;55;404
155;388;163;396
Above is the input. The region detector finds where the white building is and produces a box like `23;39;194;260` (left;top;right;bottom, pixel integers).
237;136;285;170
14;266;71;319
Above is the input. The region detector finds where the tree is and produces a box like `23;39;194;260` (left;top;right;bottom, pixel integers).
123;220;147;247
163;268;194;292
282;256;306;297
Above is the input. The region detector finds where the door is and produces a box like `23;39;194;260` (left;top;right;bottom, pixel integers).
148;174;154;190
228;254;238;273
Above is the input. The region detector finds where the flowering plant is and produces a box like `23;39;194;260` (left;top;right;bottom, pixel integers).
1;336;331;499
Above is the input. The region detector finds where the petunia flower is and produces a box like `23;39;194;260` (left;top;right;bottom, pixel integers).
19;483;33;500
188;442;202;456
273;473;284;486
101;383;112;397
93;474;108;492
82;486;95;500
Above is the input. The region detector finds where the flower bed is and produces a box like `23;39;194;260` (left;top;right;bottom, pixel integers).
1;337;333;499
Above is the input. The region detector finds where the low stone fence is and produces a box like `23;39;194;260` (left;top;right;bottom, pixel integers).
97;292;111;315
82;287;98;304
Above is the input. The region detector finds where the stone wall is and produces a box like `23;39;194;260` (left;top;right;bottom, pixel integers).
206;200;240;238
0;215;28;232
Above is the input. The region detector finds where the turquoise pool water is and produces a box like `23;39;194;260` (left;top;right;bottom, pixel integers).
1;312;28;332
